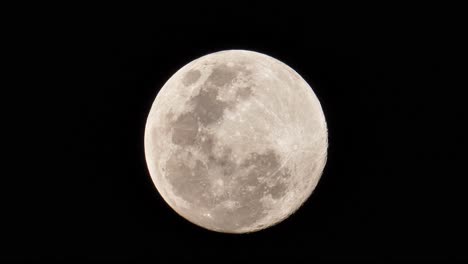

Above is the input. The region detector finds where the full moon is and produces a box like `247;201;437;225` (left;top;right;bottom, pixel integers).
144;50;328;233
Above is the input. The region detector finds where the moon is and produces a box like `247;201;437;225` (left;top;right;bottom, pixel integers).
144;50;328;233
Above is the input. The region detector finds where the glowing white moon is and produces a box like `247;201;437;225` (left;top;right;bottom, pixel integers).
144;50;328;233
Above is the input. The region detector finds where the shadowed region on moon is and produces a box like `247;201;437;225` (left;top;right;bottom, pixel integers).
145;50;328;233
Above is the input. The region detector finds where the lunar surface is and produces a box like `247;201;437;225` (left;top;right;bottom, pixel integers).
144;50;328;233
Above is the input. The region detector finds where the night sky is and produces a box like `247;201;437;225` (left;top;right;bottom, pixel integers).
4;4;466;261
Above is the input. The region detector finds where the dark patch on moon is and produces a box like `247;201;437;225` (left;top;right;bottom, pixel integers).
207;64;239;86
171;113;198;146
190;86;229;126
182;69;201;86
166;111;174;121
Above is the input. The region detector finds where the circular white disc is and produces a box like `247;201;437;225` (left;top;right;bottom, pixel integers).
144;50;328;233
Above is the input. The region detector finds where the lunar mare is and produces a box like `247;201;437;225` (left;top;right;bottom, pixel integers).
144;50;328;233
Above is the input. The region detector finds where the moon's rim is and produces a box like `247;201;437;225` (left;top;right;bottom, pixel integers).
143;49;328;234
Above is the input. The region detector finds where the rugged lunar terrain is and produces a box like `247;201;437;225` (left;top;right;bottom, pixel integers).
145;50;328;233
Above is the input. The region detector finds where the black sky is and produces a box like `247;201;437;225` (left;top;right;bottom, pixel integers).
3;4;466;261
